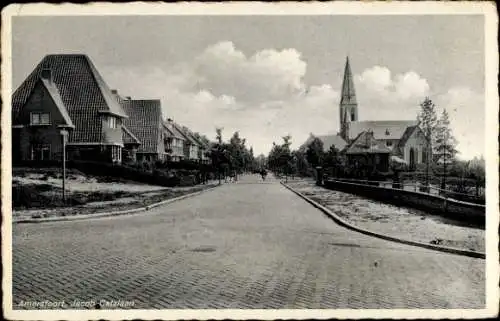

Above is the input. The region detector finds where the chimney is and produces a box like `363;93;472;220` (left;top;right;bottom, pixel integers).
40;68;52;83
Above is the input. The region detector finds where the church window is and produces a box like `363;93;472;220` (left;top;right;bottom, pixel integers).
350;110;355;121
385;128;390;136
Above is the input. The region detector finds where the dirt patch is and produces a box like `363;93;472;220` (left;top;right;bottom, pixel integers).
287;181;485;253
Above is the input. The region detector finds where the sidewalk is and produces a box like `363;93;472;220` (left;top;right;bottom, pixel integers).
286;180;485;253
13;181;220;222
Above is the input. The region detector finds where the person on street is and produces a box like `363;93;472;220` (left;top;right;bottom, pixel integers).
260;169;267;181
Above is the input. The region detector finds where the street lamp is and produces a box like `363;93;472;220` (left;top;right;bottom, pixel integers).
60;129;69;204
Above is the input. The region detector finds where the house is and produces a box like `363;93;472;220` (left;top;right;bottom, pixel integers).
181;128;211;164
167;122;200;161
12;54;129;164
121;125;141;162
118;95;167;162
345;130;392;173
163;118;185;162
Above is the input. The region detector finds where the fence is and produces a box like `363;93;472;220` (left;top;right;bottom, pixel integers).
333;177;485;205
323;178;485;226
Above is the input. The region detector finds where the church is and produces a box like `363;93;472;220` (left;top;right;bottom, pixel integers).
301;57;430;173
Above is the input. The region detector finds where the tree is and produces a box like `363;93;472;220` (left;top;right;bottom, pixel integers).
323;145;343;177
434;108;458;190
306;137;324;169
417;97;439;188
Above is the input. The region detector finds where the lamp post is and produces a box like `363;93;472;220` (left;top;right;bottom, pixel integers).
60;129;68;204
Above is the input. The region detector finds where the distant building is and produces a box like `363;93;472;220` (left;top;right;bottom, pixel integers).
163;119;186;162
12;54;130;164
301;56;430;172
345;130;391;173
118;95;167;162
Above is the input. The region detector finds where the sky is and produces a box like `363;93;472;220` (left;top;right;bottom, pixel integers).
12;15;486;159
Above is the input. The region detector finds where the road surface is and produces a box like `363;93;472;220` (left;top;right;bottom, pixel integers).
12;174;484;309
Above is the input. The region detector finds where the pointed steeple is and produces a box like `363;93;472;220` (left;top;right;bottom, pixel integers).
341;56;357;105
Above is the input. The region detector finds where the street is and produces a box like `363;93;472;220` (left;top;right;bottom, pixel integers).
12;174;484;309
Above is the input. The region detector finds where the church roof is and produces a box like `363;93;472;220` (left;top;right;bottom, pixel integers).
340;56;357;106
300;134;347;152
348;120;418;140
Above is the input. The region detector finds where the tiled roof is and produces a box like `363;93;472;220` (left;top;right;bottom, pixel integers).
40;78;74;128
165;121;187;140
172;123;198;145
348;120;418;140
12;54;127;143
300;134;347;152
346;131;392;154
162;121;184;139
121;99;163;153
122;125;141;145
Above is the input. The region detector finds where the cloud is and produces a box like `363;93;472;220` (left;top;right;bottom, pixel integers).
435;87;485;159
193;41;307;104
355;66;430;120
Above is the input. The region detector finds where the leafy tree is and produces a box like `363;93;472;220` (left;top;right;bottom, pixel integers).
417;97;438;187
323;145;344;177
305;137;324;169
434;108;458;190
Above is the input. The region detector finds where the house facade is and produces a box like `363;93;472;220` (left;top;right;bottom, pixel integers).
163;119;185;162
12;54;129;164
345;130;391;173
119;96;167;163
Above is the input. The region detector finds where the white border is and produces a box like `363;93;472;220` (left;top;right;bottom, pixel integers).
2;2;499;320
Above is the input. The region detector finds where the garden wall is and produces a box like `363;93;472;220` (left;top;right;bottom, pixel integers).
323;179;485;226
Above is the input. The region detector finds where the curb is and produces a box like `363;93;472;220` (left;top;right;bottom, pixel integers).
281;182;485;260
14;184;221;224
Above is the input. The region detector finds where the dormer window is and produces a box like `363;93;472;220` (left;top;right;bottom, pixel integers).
30;112;50;125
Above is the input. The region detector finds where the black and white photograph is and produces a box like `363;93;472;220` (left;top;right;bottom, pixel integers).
2;2;498;320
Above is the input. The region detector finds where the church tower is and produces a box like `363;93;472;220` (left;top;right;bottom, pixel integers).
339;56;358;142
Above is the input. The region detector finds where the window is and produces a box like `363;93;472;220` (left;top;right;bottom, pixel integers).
30;112;50;125
109;116;117;129
31;144;51;160
350;110;355;121
386;141;393;147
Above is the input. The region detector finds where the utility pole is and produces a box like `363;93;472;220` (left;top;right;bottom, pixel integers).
60;129;68;204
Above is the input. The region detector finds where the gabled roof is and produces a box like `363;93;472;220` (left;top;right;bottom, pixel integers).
122;125;141;145
346;130;392;154
165;121;187;140
40;78;74;128
348;120;418;140
12;54;127;143
300;134;347;152
397;125;418;149
172;123;198;145
121;99;163;153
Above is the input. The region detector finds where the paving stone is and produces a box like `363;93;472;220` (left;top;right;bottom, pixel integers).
12;175;485;309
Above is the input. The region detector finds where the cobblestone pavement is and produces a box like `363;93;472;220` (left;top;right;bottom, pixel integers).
12;174;485;309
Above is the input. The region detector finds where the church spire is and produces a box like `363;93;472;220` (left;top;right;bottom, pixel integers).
339;56;358;142
341;56;357;105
